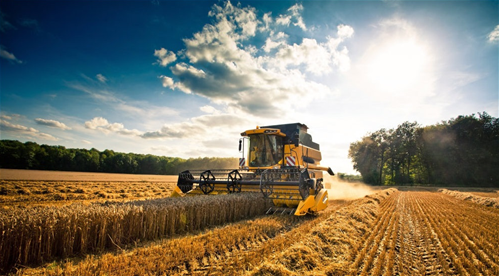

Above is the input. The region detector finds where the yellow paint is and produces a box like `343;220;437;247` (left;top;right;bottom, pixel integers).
294;195;316;216
241;128;286;137
310;189;328;212
170;186;184;197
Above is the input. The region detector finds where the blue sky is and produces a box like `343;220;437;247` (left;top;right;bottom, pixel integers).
1;0;498;174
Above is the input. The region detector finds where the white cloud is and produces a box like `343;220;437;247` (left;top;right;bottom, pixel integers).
154;1;353;117
0;113;22;120
154;48;177;66
141;113;248;140
141;122;206;139
0;119;58;141
84;117;109;129
202;138;235;149
82;140;92;144
150;145;180;155
160;76;175;89
171;63;206;79
35;118;72;130
0;46;22;64
273;38;337;75
488;25;499;42
262;12;272;31
200;105;218;114
332;46;351;72
337;24;354;39
84;117;143;136
96;74;107;83
70;83;177;118
208;1;258;40
192;113;245;127
288;4;306;31
276;14;291;27
263;32;288;53
275;4;306;31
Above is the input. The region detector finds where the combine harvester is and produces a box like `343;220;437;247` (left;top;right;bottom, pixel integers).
172;123;334;216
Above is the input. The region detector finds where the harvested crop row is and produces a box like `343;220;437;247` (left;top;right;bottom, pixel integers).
191;199;353;274
0;193;271;274
351;191;499;276
13;200;351;276
439;188;499;208
348;189;399;275
422;192;499;275
31;216;297;276
250;188;397;275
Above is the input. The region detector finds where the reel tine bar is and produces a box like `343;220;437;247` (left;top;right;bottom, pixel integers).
227;169;243;193
199;170;216;194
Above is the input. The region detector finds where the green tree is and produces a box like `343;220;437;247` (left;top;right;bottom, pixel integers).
348;112;499;187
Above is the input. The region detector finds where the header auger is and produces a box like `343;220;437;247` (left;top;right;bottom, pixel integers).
171;123;335;216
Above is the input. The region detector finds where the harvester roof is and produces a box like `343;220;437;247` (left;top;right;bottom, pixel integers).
260;123;320;150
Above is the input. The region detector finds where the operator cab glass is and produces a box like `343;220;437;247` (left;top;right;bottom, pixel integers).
248;134;284;167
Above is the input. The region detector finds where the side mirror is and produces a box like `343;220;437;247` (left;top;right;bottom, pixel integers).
238;139;242;152
327;167;335;176
294;133;299;147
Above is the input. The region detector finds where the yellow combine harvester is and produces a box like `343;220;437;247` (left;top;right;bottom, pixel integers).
172;123;334;216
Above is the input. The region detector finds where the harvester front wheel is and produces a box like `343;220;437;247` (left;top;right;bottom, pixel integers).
315;178;324;195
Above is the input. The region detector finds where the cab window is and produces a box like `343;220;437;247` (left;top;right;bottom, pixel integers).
248;134;283;167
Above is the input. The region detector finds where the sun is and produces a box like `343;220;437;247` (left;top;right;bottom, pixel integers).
367;40;429;96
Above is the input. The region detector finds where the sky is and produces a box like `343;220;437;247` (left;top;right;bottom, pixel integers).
0;0;498;175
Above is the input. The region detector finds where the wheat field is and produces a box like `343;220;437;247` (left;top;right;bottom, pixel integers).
2;170;499;275
0;169;177;206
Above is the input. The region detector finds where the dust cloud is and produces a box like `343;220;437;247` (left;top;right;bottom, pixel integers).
323;175;375;200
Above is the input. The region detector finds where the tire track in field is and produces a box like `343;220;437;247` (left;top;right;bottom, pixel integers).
392;192;425;275
408;192;457;275
354;191;457;275
349;191;398;275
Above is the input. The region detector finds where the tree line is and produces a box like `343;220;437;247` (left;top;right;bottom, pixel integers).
0;140;237;175
349;112;499;187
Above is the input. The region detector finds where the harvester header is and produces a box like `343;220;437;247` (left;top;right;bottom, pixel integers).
172;123;334;216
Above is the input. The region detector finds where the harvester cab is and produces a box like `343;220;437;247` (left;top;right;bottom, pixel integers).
172;123;335;216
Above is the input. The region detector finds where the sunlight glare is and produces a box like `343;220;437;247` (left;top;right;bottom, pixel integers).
367;40;429;95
